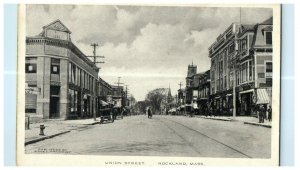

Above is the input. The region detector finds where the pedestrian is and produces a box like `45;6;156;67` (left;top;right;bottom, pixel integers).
258;105;265;123
148;107;152;119
267;105;272;122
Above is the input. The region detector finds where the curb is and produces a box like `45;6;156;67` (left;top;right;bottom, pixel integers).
197;116;233;121
244;122;272;128
25;130;71;146
83;122;99;125
25;121;100;145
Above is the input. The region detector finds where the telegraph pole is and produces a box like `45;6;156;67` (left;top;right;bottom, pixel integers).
232;24;241;120
125;85;129;106
89;43;105;120
88;43;105;67
114;77;124;106
178;82;183;90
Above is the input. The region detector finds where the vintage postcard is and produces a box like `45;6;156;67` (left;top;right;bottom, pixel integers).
17;4;281;166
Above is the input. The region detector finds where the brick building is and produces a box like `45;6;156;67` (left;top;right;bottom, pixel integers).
208;17;273;116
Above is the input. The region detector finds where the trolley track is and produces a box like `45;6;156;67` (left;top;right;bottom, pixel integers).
157;117;252;158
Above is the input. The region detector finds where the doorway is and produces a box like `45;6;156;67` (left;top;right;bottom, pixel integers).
240;92;252;116
49;86;60;118
50;96;60;118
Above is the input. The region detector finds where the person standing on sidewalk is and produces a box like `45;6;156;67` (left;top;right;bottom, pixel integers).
258;105;265;123
267;105;272;122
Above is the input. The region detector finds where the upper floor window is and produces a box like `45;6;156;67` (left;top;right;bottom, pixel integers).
266;32;272;45
25;57;37;73
266;62;272;73
241;37;247;51
51;58;60;74
229;44;234;54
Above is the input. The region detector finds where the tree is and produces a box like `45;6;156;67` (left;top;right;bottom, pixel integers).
145;88;169;114
134;100;148;114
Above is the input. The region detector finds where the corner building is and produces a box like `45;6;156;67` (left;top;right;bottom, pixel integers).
209;17;273;116
25;20;99;120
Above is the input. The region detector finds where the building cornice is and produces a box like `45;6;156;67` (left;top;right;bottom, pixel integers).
26;36;99;72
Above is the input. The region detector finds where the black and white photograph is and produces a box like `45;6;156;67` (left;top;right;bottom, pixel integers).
17;4;281;166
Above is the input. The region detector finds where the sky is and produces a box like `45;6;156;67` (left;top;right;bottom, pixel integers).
26;5;272;101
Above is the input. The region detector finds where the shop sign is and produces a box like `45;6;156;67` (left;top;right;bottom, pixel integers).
25;87;41;94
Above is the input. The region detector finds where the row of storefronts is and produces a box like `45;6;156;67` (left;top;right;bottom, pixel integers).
178;17;273;117
25;20;126;121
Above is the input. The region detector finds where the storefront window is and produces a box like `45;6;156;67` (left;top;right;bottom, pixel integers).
68;89;78;113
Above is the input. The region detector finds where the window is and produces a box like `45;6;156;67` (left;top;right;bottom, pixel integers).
249;60;253;81
25;109;36;113
229;44;234;53
266;32;272;45
50;86;60;96
266;78;272;86
266;62;272;72
68;89;78;112
51;65;60;74
68;62;72;82
72;64;76;84
51;58;60;74
25;58;37;73
241;37;247;51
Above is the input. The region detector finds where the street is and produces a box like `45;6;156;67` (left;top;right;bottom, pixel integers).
25;115;271;158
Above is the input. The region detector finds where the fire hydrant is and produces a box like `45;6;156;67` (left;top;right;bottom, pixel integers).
39;124;45;136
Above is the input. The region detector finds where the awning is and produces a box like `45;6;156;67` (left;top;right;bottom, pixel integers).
226;94;232;97
100;100;109;106
240;89;254;94
257;88;270;104
185;104;192;107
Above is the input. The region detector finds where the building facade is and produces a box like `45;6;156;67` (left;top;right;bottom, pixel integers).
111;85;126;108
25;20;99;121
185;64;197;105
209;17;273;116
197;70;211;115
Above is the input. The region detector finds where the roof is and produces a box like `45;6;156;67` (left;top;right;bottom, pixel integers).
260;16;273;25
252;18;273;47
262;26;273;32
43;19;71;33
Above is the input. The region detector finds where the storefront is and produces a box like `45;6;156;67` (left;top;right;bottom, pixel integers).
239;89;254;116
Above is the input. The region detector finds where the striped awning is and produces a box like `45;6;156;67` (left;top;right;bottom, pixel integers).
257;88;270;104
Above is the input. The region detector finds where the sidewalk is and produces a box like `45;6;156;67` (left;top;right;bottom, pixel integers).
25;118;100;145
196;115;272;128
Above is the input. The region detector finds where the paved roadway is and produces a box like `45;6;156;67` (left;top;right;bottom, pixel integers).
25;115;271;158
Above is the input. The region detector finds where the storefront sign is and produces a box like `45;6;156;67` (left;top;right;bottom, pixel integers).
25;87;41;94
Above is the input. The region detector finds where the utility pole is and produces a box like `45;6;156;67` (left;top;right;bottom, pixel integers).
89;43;105;121
114;77;124;106
88;43;105;68
178;82;183;105
125;85;129;106
231;24;241;120
178;82;183;90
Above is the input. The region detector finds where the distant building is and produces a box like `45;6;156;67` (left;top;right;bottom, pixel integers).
111;85;126;108
197;70;211;115
185;64;197;104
